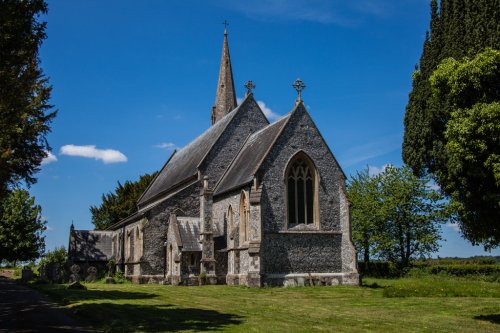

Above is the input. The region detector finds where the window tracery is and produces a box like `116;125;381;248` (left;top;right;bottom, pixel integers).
286;154;317;227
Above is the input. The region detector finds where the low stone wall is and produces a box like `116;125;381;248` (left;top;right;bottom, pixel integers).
263;272;359;287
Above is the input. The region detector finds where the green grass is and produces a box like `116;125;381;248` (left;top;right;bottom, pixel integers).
364;275;500;297
31;277;500;333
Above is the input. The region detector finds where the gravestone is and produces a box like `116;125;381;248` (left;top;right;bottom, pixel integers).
67;264;86;289
85;266;97;282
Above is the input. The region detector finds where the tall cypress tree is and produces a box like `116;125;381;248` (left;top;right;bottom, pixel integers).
0;0;56;199
403;0;500;248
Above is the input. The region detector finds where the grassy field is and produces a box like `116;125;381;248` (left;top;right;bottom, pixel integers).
31;276;500;333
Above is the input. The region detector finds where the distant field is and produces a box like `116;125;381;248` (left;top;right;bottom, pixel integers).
32;277;500;333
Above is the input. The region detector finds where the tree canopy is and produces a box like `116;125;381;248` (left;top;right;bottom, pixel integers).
347;166;451;267
402;0;500;249
0;189;46;264
429;48;500;249
90;172;158;230
0;0;56;199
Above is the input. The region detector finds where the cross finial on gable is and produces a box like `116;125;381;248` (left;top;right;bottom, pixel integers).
244;80;256;96
292;78;306;104
222;20;229;34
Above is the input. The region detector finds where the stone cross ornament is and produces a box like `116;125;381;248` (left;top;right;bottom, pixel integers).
244;80;256;96
292;78;306;104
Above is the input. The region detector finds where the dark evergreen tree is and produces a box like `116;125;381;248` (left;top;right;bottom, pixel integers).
90;172;158;230
0;0;56;199
403;0;500;248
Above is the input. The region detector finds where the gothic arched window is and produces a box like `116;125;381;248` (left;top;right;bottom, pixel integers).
286;153;318;227
240;192;249;243
134;227;142;261
227;205;237;241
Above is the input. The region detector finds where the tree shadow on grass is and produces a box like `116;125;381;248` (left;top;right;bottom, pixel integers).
43;288;158;304
362;282;384;289
73;302;243;332
474;314;500;325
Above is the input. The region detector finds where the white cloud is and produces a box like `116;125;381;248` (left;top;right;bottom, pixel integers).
257;100;280;122
368;164;389;176
154;142;178;150
445;222;460;232
41;151;58;165
60;145;127;164
237;97;281;122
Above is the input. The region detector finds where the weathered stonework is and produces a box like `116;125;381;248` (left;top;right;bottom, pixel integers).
201;97;269;190
70;31;358;287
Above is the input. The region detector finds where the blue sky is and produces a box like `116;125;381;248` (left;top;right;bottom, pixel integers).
32;0;499;257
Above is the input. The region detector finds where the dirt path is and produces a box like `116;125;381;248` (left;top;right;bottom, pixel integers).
0;277;94;332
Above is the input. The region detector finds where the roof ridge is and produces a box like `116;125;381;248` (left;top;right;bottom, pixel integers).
137;97;251;207
196;93;253;170
214;110;293;196
248;112;291;140
213;133;253;192
249;111;294;176
136;150;177;206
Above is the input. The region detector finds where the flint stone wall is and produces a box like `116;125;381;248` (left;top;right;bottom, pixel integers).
258;105;346;275
261;233;342;273
140;182;201;276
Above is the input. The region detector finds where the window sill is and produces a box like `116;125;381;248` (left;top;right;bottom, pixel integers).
276;230;342;235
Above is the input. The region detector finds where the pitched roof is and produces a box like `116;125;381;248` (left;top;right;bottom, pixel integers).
137;96;252;207
214;112;291;195
70;230;113;262
177;217;202;252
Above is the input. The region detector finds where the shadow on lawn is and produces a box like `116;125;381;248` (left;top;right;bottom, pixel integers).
73;302;243;332
362;282;384;289
49;288;158;303
474;314;500;325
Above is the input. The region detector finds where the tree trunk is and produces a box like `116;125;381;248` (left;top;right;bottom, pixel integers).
397;220;405;266
404;223;411;267
363;232;370;265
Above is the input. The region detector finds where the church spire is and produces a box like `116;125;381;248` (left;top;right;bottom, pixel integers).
211;26;237;125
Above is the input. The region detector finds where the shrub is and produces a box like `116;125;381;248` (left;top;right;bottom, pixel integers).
38;247;67;283
429;264;500;277
358;261;406;278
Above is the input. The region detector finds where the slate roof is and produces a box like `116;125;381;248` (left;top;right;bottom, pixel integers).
137;97;251;207
214;113;291;195
70;230;113;262
177;217;202;252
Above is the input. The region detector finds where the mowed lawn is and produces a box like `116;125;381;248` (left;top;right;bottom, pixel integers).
33;277;500;332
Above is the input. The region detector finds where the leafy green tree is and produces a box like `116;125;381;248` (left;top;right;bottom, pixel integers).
0;189;46;264
376;166;450;266
347;167;382;265
403;0;500;248
90;172;158;230
348;166;451;267
0;0;56;199
429;48;500;249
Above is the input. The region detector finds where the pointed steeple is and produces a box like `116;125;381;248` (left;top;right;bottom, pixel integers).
211;28;237;125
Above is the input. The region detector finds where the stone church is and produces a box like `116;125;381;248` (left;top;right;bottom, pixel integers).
69;30;359;287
